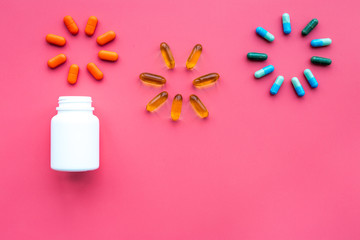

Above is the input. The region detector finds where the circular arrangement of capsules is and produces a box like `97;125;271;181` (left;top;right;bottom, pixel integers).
46;16;119;84
248;14;332;97
140;42;220;121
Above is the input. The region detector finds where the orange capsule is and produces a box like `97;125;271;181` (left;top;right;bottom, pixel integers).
63;16;79;35
85;16;98;36
87;63;103;80
48;54;66;68
98;50;118;61
46;34;66;46
97;31;116;45
67;64;79;84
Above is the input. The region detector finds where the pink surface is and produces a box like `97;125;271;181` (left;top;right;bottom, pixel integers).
1;0;360;239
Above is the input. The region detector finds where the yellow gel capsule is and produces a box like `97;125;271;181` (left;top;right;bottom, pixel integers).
97;31;116;46
146;91;168;112
85;16;98;36
48;54;66;68
98;50;118;61
189;95;209;118
193;73;219;87
171;94;183;121
160;42;175;69
139;73;166;86
46;34;66;46
186;44;202;69
87;63;103;80
64;16;79;35
67;64;79;84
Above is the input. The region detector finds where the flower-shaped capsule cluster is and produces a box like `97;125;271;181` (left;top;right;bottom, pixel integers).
46;16;118;84
140;42;220;121
248;14;332;97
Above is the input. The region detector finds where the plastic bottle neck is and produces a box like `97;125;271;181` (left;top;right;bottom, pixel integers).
56;96;94;111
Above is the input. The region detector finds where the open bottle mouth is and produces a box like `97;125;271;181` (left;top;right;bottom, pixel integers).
56;96;94;110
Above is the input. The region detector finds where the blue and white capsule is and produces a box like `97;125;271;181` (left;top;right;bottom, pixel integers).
304;69;318;88
282;13;291;34
255;65;274;78
311;38;332;47
256;27;275;42
291;77;305;97
270;76;284;95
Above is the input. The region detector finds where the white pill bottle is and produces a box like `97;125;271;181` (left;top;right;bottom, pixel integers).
51;96;99;171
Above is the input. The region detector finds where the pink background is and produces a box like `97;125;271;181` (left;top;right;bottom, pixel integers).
1;0;360;239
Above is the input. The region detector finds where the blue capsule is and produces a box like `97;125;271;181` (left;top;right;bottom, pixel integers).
311;38;332;47
254;65;274;78
282;13;291;34
256;27;275;42
304;69;318;88
291;77;305;97
270;76;284;95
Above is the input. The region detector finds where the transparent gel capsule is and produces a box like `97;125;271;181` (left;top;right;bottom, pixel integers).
146;91;168;112
171;94;183;121
160;42;175;69
189;95;208;118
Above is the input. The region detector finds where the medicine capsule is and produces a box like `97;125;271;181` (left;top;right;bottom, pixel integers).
67;64;79;84
256;27;275;42
160;42;175;69
83;16;98;36
292;77;305;97
63;16;79;35
146;91;168;112
254;65;274;78
247;52;268;61
193;73;219;87
311;38;332;47
189;95;209;119
140;73;166;86
85;16;98;36
46;34;66;46
304;69;318;88
87;63;103;80
282;13;291;34
270;76;284;95
97;31;116;46
186;44;202;69
98;50;118;61
48;54;66;68
311;56;332;65
302;18;318;36
171;94;183;121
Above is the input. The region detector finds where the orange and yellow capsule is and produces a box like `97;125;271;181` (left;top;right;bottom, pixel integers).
160;42;175;69
46;34;66;46
97;31;116;45
98;50;118;61
48;54;66;68
87;63;103;80
171;94;183;121
186;44;202;69
146;91;168;112
67;64;79;84
63;16;79;35
85;16;98;36
189;95;209;118
139;73;166;86
193;73;219;87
